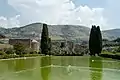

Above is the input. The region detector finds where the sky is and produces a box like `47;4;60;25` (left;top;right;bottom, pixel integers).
0;0;120;30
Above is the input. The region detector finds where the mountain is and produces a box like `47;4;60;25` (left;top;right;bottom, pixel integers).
0;23;90;41
103;29;120;39
0;23;119;41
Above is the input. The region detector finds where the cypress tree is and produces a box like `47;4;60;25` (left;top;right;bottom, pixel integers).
48;38;52;55
89;25;102;56
41;24;49;55
96;26;102;55
89;25;97;56
60;42;66;48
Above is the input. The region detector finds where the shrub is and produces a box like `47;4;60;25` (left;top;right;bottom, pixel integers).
24;48;33;54
8;54;20;58
5;48;14;54
30;51;37;54
0;51;6;55
112;50;116;54
13;43;26;55
116;46;120;52
2;54;9;59
0;41;4;44
60;42;66;48
113;38;120;43
100;54;120;60
38;51;41;54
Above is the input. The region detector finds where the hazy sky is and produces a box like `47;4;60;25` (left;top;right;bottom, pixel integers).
0;0;120;30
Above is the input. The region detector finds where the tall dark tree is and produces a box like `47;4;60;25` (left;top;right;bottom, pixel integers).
41;24;49;55
89;25;97;56
60;42;66;48
96;26;102;55
48;38;52;54
89;25;102;56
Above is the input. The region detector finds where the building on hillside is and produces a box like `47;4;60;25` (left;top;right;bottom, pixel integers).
9;39;40;51
31;39;40;51
9;39;31;48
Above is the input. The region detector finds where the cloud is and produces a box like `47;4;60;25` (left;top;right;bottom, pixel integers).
104;0;120;29
0;15;20;28
6;0;108;29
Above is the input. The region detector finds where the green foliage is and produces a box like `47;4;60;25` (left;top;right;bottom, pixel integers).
60;42;66;48
41;24;49;55
24;48;32;54
0;41;4;44
23;54;39;57
89;25;97;55
13;43;26;55
2;54;10;59
0;51;6;55
102;39;109;41
113;38;120;43
5;48;14;54
48;38;52;54
96;26;102;55
89;25;102;56
0;47;39;59
30;51;38;54
24;48;39;54
116;46;120;52
100;54;120;60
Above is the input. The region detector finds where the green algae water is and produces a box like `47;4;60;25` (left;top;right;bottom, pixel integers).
0;56;120;80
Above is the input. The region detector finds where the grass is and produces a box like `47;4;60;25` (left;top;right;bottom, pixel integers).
102;51;120;55
0;54;40;59
102;51;114;54
100;51;120;60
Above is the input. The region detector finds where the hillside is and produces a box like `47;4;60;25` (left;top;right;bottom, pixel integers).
103;29;120;39
0;23;119;41
0;23;90;41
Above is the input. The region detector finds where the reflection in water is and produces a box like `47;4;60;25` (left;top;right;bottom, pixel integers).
0;56;120;80
41;56;51;80
15;59;26;71
14;59;34;71
60;56;74;66
4;60;15;71
89;57;103;80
